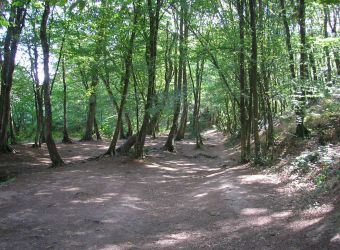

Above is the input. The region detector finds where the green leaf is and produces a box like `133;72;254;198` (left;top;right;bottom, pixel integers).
0;16;9;27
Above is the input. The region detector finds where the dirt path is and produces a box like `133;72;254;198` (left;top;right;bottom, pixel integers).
0;130;339;250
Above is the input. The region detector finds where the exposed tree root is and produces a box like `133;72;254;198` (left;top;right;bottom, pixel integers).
0;144;16;154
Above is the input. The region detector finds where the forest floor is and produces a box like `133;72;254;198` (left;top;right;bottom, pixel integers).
0;130;339;250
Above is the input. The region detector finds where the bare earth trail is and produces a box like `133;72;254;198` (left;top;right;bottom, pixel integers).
0;130;339;250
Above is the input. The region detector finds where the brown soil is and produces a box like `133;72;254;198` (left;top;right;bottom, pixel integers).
0;130;339;250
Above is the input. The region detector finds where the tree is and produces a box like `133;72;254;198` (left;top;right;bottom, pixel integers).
295;0;310;138
106;0;140;156
0;1;29;153
40;1;64;167
237;0;248;163
279;0;296;79
134;0;162;158
249;0;260;161
176;0;189;141
164;4;183;152
61;55;73;143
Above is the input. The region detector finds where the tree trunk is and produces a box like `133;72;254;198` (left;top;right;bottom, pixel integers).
189;58;204;148
40;2;64;167
279;0;296;79
176;4;189;141
237;0;248;163
135;0;162;158
248;0;260;161
309;51;317;81
82;75;98;141
62;56;73;144
148;21;174;138
28;38;44;148
164;8;183;152
0;2;27;153
116;134;137;155
94;117;101;140
296;0;309;138
125;113;133;138
106;3;139;156
9;109;16;145
329;8;340;76
324;6;332;83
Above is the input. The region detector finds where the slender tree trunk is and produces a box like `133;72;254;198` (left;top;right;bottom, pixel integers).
309;51;318;81
82;76;98;141
133;66;140;132
189;58;204;148
40;2;64;167
39;89;45;144
125;113;133;137
148;22;174;138
324;6;332;83
135;0;162;158
0;3;28;153
94;117;101;140
164;9;183;152
106;3;139;156
259;0;274;152
249;0;260;161
329;8;340;76
116;134;137;155
62;56;72;144
238;0;248;163
101;77;122;137
279;0;296;79
296;0;309;138
28;39;44;148
9;109;16;145
82;11;106;141
176;4;189;141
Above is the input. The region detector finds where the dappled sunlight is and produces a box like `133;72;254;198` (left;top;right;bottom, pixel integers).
205;170;227;178
216;183;234;191
162;174;176;179
193;192;208;198
241;208;268;216
178;141;196;146
122;203;145;210
287;218;323;231
151;231;204;247
60;187;81;192
71;196;112;204
100;243;135;250
300;204;334;216
248;215;272;226
271;211;293;218
34;191;53;196
71;192;118;205
146;163;179;172
238;174;279;185
331;233;340;244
